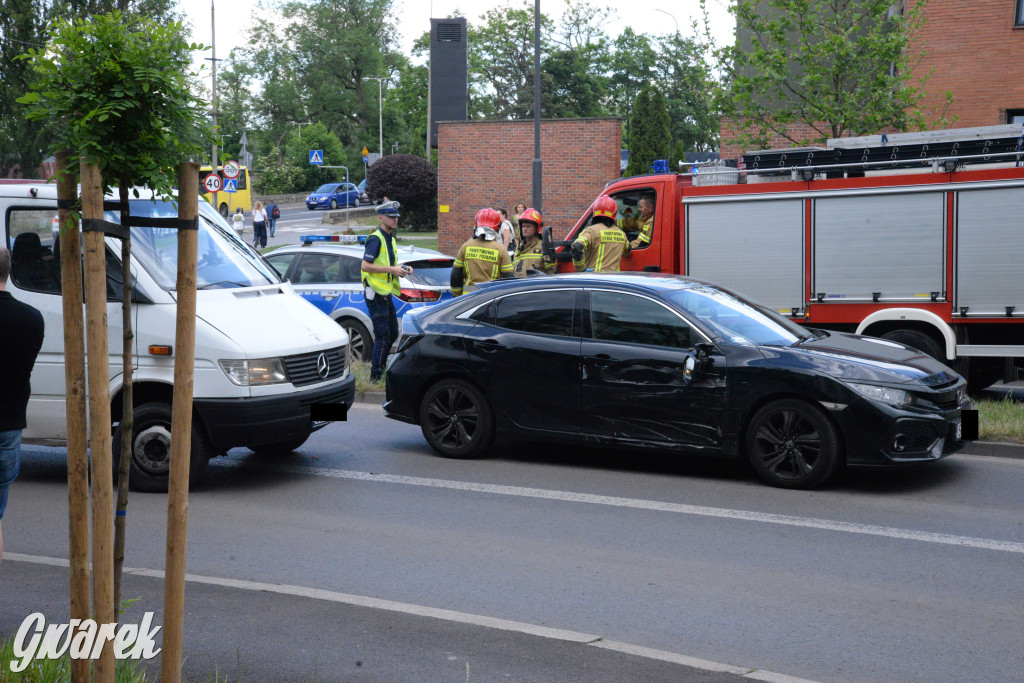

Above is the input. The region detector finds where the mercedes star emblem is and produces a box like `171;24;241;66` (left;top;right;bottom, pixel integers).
316;352;330;379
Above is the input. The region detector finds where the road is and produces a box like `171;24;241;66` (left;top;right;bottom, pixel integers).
3;404;1022;681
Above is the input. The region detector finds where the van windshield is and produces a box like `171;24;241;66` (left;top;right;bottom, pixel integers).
105;198;281;291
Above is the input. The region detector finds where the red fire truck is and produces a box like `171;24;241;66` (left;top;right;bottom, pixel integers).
545;125;1024;392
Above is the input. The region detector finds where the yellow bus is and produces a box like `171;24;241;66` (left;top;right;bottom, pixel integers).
199;165;253;217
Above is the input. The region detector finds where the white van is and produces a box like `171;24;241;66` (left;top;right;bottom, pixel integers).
1;181;354;491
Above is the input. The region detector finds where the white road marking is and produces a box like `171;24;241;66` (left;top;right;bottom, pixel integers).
4;552;818;682
212;461;1024;554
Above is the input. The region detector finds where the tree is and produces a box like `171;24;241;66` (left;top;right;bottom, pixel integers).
366;153;437;231
608;27;658;140
626;85;671;176
284;122;347;190
656;31;720;153
722;0;951;150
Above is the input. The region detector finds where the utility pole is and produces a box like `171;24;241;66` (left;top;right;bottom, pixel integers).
532;0;542;212
367;77;385;161
210;0;218;170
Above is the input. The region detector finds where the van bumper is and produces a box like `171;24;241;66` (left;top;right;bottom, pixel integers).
194;374;355;451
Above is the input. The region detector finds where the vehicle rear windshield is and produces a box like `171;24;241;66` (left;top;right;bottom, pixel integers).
403;259;454;287
665;285;807;347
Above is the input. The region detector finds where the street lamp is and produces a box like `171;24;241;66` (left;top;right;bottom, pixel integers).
654;8;679;34
366;77;385;162
296;121;312;138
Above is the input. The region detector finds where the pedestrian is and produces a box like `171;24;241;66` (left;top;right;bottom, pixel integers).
619;193;656;250
498;208;516;257
0;246;45;564
572;196;630;272
450;208;514;296
252;201;269;248
232;207;244;237
512;208;555;277
512;202;527;224
360;200;411;384
266;200;280;238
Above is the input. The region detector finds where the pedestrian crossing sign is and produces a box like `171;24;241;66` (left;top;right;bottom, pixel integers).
223;178;238;193
309;150;324;165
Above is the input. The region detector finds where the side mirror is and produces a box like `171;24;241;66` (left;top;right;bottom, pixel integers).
683;355;700;385
684;343;715;385
542;226;575;262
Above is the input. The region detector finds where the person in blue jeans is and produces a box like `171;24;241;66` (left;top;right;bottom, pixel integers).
359;201;412;383
0;247;45;563
266;201;279;238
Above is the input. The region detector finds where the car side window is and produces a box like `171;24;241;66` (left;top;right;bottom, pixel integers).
7;209;60;294
294;253;342;284
265;252;298;279
613;188;657;250
339;256;363;283
492;290;575;337
590;291;692;349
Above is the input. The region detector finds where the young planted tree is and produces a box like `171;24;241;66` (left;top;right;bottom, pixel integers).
626;85;673;176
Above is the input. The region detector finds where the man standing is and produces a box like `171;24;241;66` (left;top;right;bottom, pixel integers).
512;208;555;277
572;196;630;272
0;246;45;563
450;208;514;296
360;200;411;384
266;200;280;239
620;194;655;250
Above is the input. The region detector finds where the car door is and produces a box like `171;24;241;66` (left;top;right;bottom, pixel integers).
290;252;344;315
462;288;582;434
265;251;299;280
580;289;727;448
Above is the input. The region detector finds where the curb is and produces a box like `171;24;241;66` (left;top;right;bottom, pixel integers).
354;390;386;405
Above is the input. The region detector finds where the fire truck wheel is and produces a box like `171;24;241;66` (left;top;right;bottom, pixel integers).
880;329;943;362
746;399;842;490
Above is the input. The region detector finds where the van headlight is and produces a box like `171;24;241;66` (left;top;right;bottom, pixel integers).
847;382;913;407
219;358;288;386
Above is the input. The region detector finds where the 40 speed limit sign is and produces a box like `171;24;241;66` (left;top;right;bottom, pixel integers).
203;173;222;193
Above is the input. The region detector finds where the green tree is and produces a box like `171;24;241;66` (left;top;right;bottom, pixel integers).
657;31;720;152
626;85;671;176
722;0;952;149
608;27;658;140
283;122;347;191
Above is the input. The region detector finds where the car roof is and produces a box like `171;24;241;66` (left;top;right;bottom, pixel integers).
475;271;710;294
272;242;454;262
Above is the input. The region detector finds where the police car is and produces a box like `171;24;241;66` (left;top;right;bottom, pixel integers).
265;235;456;361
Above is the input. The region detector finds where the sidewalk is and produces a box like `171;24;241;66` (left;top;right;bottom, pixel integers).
1;559;763;683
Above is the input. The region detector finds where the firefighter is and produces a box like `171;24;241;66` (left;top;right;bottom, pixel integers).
572;196;630;272
620;193;655;249
512;208;555;277
450;208;514;296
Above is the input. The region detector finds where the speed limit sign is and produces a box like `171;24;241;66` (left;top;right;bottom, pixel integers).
222;160;240;179
204;173;222;193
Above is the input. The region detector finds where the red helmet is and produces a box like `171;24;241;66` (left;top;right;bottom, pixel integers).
593;196;617;220
518;207;543;228
475;207;501;230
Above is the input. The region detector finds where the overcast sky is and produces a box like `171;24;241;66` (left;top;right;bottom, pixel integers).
179;0;735;70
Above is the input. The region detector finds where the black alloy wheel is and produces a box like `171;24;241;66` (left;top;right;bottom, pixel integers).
419;379;494;459
746;399;841;489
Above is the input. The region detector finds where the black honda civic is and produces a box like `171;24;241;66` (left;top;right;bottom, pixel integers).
383;273;976;489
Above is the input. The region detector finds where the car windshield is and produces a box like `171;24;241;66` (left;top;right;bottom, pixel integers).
105;198;281;291
314;184;337;194
403;259;454;287
665;285;809;347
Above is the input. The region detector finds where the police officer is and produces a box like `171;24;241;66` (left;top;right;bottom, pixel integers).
360;200;411;384
512;208;554;277
620;193;655;250
572;196;630;272
451;208;514;296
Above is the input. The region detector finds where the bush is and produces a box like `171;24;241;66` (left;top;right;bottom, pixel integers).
366;154;438;232
255;153;306;194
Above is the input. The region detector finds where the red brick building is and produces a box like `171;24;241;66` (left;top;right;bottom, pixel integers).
436;118;621;256
721;0;1024;159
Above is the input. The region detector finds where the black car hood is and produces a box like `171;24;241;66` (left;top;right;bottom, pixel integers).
759;332;958;386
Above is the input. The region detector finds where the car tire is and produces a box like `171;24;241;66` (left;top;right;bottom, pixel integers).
419;379;495;459
353;198;360;208
113;402;213;493
219;203;229;218
745;399;842;489
329;199;337;210
249;435;310;456
880;329;943;362
307;205;316;211
339;318;372;362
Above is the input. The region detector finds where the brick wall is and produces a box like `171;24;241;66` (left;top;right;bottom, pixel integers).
437;118;621;255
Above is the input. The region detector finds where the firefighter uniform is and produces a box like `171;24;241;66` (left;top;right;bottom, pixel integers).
512;236;555;277
452;237;513;295
620;211;654;250
572;224;630;272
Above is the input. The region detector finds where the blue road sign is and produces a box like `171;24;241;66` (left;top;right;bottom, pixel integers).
363;155;369;163
222;178;238;193
309;150;324;165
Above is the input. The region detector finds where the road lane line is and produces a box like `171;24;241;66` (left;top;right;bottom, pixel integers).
211;461;1024;554
4;552;817;682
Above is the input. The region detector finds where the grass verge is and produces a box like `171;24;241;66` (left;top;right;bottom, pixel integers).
349;360;380;396
976;396;1024;443
0;635;149;682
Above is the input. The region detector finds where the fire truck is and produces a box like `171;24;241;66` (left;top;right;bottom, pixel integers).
545;125;1024;392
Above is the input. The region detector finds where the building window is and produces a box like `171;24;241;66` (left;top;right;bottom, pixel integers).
1018;0;1024;26
1008;109;1024;125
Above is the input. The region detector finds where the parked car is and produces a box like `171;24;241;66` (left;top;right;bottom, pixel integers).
306;182;360;210
265;240;456;361
383;273;977;489
356;179;372;205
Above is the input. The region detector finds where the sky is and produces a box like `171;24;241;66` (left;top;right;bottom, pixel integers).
178;0;736;70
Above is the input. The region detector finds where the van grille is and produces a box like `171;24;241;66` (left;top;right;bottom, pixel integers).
284;346;347;387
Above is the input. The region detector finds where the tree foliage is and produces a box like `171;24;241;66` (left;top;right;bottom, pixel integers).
366;153;438;231
626;85;672;176
722;0;952;149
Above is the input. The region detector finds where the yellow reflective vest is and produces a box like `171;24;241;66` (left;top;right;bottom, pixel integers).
361;229;401;296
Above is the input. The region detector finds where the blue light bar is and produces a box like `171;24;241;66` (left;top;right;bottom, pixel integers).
300;234;366;245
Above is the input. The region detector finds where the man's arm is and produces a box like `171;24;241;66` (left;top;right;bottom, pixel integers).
571;228;591;272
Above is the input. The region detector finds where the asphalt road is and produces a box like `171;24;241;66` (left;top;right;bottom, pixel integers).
3;405;1023;682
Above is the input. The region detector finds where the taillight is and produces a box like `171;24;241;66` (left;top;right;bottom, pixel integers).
398;288;441;303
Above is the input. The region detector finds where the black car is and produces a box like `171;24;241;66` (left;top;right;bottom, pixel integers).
383;273;976;489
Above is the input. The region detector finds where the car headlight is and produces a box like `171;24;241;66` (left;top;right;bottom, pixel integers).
219;358;289;386
847;382;913;407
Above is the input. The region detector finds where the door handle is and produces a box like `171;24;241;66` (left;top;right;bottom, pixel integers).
590;353;613;369
322;293;339;300
472;339;503;354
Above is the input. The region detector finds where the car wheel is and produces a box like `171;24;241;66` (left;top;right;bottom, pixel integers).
419;379;495;459
745;399;841;489
880;329;943;362
339;318;372;362
219;203;229;218
353;197;360;208
329;199;337;210
307;205;316;211
249;435;310;456
113;402;213;493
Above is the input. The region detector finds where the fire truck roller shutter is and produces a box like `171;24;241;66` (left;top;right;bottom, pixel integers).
686;198;805;314
955;186;1024;316
814;192;945;303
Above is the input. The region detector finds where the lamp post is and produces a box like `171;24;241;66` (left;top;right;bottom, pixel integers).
654;8;679;34
366;77;385;161
532;0;542;213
